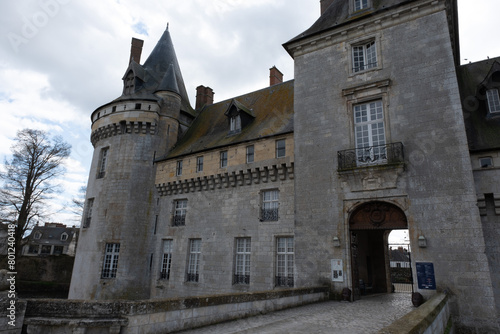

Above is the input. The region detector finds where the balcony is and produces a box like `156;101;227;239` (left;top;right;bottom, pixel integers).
338;142;404;171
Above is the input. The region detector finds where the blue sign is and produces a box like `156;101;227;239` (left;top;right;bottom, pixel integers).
416;262;436;290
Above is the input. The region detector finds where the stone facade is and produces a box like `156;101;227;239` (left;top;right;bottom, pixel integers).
69;0;500;331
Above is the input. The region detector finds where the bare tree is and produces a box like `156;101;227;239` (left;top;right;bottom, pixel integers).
0;129;71;255
70;185;87;220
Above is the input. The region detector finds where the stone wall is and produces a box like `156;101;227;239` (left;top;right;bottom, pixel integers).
21;287;328;334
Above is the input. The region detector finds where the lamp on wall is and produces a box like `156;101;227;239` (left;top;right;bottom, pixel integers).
333;236;341;248
418;235;427;248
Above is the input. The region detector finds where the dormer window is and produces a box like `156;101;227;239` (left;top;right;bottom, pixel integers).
230;115;241;133
354;0;368;11
486;89;500;114
61;232;68;241
123;71;135;95
225;99;255;135
34;231;42;240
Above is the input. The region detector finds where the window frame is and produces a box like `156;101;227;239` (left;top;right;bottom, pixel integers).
275;237;294;287
220;151;228;168
354;0;369;11
186;239;201;282
160;239;173;280
352;40;377;73
261;189;279;221
229;114;242;134
196;156;204;173
234;238;251;285
275;139;286;158
173;199;187;226
246;145;254;163
33;231;42;240
479;157;493;169
486;89;500;114
353;99;387;166
101;243;120;279
60;232;68;241
176;160;183;176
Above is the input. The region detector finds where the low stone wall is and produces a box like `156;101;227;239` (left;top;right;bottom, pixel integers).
377;293;451;334
21;286;328;333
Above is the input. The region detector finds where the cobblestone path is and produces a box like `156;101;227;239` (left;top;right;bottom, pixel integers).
178;293;414;334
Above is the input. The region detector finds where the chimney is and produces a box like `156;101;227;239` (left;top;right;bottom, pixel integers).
195;85;214;110
269;66;283;86
129;37;144;64
320;0;335;15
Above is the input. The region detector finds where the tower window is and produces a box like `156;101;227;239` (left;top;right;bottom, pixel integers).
173;199;187;226
246;145;254;163
97;147;109;179
234;238;251;284
101;243;120;279
123;72;135;95
480;157;493;168
160;240;173;280
187;239;201;282
83;198;94;228
276;237;294;287
135;103;142;110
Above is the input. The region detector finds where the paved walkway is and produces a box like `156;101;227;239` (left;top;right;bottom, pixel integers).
177;293;414;334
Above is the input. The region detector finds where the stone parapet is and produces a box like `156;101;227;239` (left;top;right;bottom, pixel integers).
156;162;294;196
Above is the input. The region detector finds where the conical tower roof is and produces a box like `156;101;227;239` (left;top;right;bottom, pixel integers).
156;63;180;95
142;27;192;114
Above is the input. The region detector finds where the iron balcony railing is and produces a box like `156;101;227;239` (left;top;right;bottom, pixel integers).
338;142;404;171
173;215;186;226
261;208;279;221
275;275;294;287
186;273;199;282
233;274;250;285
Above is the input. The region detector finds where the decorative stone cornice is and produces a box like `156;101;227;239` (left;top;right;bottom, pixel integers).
91;121;157;146
155;162;294;196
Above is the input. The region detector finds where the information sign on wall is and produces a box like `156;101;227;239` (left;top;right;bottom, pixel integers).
416;262;436;290
331;259;344;282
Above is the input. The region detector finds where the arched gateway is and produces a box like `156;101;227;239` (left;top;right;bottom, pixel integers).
349;201;408;300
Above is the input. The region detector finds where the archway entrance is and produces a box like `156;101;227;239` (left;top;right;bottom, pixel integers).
349;201;408;300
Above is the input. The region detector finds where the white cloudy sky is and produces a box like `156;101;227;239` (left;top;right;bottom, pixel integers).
0;0;499;227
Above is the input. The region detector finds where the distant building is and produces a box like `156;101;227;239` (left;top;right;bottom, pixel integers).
389;247;410;268
23;223;79;257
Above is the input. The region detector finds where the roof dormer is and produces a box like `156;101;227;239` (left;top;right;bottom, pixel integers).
478;61;500;116
224;99;255;135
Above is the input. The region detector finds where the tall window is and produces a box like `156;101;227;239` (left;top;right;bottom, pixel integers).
97;147;109;179
28;245;39;254
276;237;294;287
196;156;204;172
352;41;377;73
354;100;386;165
354;0;368;11
230;115;241;133
101;243;120;279
176;160;183;176
173;199;187;226
276;139;286;158
486;89;500;113
187;239;201;282
261;190;279;221
220;151;228;168
234;238;251;284
160;240;173;280
83;198;94;228
246;145;254;163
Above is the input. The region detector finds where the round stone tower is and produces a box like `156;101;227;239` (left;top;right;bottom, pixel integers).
69;28;194;300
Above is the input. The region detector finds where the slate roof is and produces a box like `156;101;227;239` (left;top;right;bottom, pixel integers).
162;80;294;159
457;57;500;152
29;226;78;246
285;0;417;46
104;28;195;117
390;248;410;262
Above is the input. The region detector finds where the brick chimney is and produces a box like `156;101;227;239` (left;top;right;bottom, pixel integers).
129;37;144;64
320;0;335;15
269;66;283;86
195;85;214;110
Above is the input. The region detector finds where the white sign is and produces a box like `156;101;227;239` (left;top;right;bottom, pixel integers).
331;259;344;282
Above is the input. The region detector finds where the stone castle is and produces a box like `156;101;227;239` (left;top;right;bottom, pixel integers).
69;0;500;331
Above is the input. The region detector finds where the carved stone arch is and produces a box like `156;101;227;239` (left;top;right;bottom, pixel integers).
349;201;407;230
